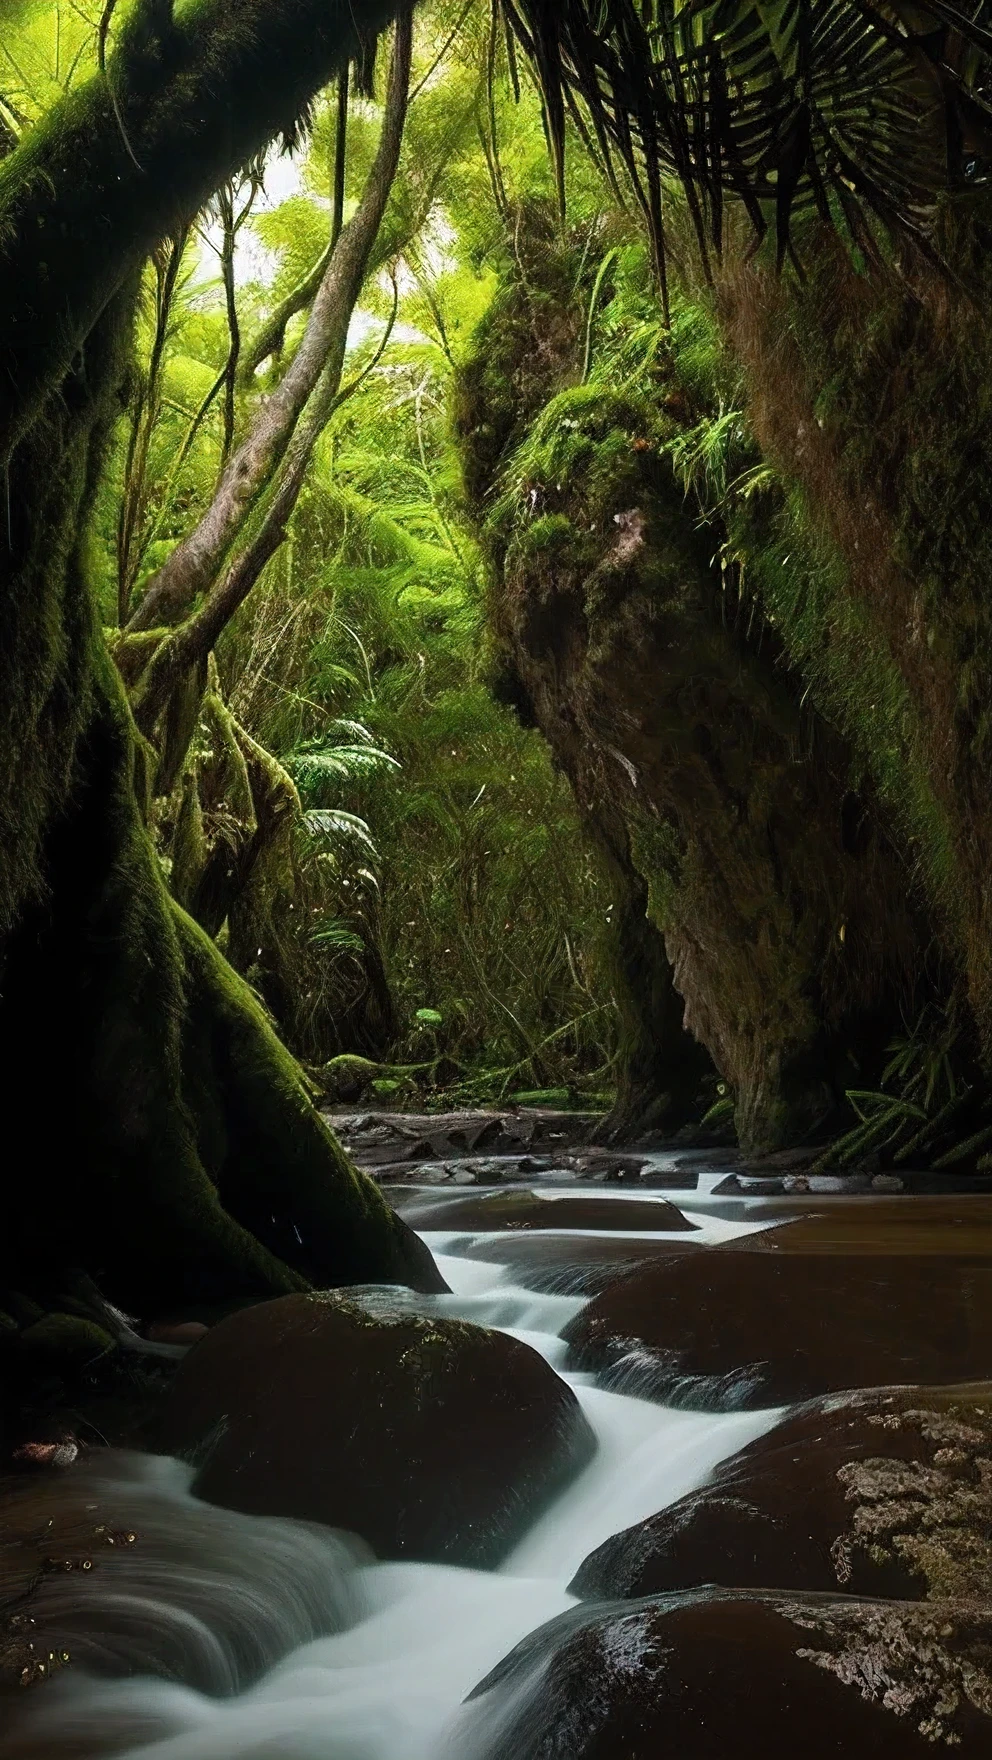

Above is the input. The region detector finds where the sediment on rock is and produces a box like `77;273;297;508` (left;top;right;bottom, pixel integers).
458;1587;992;1758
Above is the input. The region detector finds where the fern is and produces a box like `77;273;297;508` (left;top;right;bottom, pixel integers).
303;809;379;853
309;916;368;953
292;745;400;784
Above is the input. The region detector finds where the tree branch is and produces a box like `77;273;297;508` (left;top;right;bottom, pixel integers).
0;0;411;460
127;8;413;635
134;282;401;743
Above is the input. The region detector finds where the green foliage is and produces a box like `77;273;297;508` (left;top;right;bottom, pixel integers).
75;8;625;1097
501;2;992;279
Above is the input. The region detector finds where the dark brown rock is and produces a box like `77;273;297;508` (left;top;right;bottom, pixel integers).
460;1232;702;1295
736;1194;992;1252
145;1321;209;1347
399;1189;697;1234
159;1291;596;1567
461;1589;992;1757
570;1384;992;1602
563;1220;992;1405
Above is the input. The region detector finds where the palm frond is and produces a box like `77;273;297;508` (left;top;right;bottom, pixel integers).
499;0;992;292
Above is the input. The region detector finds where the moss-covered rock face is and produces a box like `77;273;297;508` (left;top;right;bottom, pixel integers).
481;370;923;1149
159;1289;597;1568
717;218;992;1058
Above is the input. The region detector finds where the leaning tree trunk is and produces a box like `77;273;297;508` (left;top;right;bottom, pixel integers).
0;0;440;1392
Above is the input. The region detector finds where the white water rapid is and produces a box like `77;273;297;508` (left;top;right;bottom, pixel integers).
14;1183;784;1760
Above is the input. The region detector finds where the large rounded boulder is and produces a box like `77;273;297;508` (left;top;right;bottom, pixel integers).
403;1190;697;1233
159;1291;596;1567
458;1589;992;1758
571;1383;992;1602
563;1248;992;1406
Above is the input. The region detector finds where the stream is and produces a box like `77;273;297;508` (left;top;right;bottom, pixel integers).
6;1166;788;1759
7;1147;991;1758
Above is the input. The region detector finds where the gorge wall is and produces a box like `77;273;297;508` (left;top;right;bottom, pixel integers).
458;218;953;1152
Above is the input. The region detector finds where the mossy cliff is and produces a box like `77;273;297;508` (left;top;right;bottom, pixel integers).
717;213;992;1058
461;236;936;1150
0;0;440;1417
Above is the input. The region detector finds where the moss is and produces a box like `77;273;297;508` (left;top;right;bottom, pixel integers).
831;1404;992;1607
784;1598;992;1748
716;219;992;1051
0;28;446;1371
462;253;935;1150
454;206;585;507
169;761;209;911
628;819;682;933
18;1314;114;1371
321;1054;382;1102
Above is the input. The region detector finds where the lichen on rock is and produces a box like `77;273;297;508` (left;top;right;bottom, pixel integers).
831;1404;992;1603
783;1597;992;1748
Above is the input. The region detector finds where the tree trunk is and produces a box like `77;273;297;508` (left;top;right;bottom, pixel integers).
0;1;440;1404
0;0;408;456
127;8;414;635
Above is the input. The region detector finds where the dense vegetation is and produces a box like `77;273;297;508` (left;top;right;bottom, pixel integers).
3;0;992;1410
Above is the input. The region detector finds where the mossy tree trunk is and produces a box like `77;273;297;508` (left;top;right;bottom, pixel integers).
103;14;414;1076
0;0;441;1374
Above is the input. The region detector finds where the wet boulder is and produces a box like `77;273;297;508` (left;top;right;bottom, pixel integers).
563;1248;992;1406
463;1230;701;1294
160;1292;596;1567
402;1189;697;1234
571;1384;992;1601
459;1588;992;1758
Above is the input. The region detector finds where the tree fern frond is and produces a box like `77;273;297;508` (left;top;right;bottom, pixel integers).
289;743;401;787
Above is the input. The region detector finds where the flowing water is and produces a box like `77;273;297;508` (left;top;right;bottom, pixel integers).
11;1177;785;1760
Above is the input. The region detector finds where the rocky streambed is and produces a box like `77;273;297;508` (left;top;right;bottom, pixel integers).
2;1114;991;1757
